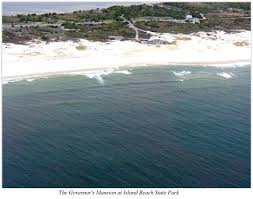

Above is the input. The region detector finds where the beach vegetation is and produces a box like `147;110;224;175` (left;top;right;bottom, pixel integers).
2;2;251;43
75;45;87;50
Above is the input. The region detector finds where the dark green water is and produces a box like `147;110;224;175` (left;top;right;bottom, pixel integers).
2;65;251;188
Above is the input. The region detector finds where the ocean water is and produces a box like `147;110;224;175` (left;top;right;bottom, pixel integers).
2;65;251;188
2;2;144;16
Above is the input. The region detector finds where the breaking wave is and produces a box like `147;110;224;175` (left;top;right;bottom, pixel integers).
84;69;132;85
26;78;35;82
83;69;114;85
207;62;250;68
2;79;19;85
173;70;192;78
217;72;234;79
2;76;48;85
114;70;132;75
3;69;132;85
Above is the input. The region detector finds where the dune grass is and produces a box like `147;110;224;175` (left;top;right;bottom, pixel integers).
75;45;87;50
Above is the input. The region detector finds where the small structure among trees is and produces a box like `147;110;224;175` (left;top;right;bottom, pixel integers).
185;15;200;24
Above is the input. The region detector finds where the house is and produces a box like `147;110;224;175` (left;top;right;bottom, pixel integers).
185;15;193;21
93;8;102;14
185;15;200;24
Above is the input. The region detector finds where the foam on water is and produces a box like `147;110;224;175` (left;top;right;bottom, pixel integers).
2;79;16;85
3;69;132;85
114;70;132;75
173;70;192;78
2;78;25;85
2;65;245;85
207;62;250;68
83;69;113;85
217;72;234;79
2;76;50;85
83;69;132;85
26;78;35;82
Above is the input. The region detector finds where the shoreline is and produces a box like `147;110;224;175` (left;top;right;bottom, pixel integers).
2;59;251;79
2;31;251;82
2;60;250;85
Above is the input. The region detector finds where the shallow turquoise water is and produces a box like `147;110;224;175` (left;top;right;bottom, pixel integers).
2;65;251;187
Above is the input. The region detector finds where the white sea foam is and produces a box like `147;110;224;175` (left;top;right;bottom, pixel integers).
114;70;132;75
217;72;234;79
209;62;250;68
2;68;133;85
3;75;50;85
3;77;37;84
26;78;35;82
173;71;192;78
2;78;24;85
2;80;12;85
83;69;111;85
84;69;131;85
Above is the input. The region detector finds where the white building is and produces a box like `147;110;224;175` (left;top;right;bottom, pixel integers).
185;15;193;21
185;15;200;24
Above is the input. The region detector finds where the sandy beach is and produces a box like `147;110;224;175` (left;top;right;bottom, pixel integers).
2;30;251;82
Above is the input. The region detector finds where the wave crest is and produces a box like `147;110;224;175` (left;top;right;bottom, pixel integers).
71;69;132;85
217;72;234;79
173;70;192;78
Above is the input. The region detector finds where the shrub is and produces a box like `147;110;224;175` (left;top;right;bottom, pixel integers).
75;45;87;50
